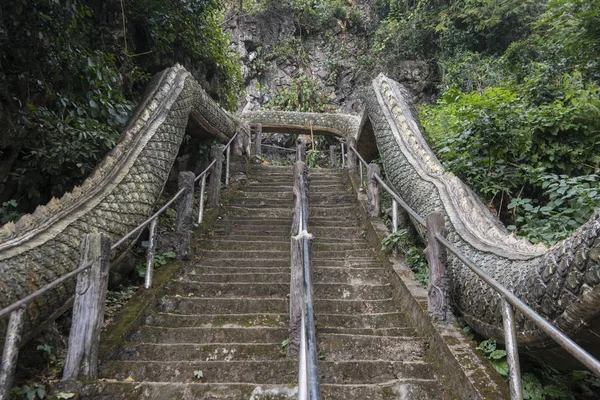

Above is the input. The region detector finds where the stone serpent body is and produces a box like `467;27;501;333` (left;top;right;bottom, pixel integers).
1;67;599;353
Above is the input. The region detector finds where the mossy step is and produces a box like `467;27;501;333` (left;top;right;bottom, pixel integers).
312;260;382;268
100;360;297;384
182;272;289;283
143;313;287;328
157;296;288;314
112;342;285;362
76;382;298;400
311;243;372;252
320;380;442;399
318;360;435;384
198;239;289;251
127;326;288;344
188;258;290;269
223;206;294;218
314;298;397;314
318;334;425;361
315;312;411;329
170;281;290;298
225;198;293;208
312;283;392;300
242;186;294;192
312;268;389;285
200;233;290;242
318;327;417;336
237;191;293;199
195;250;290;261
312;249;376;259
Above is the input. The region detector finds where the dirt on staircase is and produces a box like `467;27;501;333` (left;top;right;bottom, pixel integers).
76;165;443;399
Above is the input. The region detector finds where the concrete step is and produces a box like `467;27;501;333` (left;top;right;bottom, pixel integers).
225;198;292;208
143;313;288;328
171;281;290;298
314;298;397;314
127;326;287;344
112;342;285;362
187;259;290;269
318;334;425;361
195;250;290;261
320;381;442;399
315;313;411;329
100;360;297;384
157;296;288;314
182;272;290;283
318;360;434;384
198;239;289;251
70;382;298;400
312;268;389;285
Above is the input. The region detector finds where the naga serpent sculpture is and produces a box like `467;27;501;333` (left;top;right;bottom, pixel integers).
1;66;599;357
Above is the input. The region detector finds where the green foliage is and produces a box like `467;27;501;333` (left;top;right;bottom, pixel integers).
508;173;600;245
104;285;139;322
476;339;509;377
135;248;177;278
380;229;410;253
193;370;204;379
381;229;428;287
129;0;243;111
0;200;23;225
11;383;46;400
268;74;335;113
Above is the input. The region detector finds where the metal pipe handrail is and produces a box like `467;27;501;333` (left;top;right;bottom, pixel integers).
0;131;239;321
346;144;600;392
436;233;600;376
297;172;321;399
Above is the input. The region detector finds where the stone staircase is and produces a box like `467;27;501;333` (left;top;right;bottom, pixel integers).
307;169;443;399
78;165;442;399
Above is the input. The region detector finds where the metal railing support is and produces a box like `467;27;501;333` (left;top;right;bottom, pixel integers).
341;143;345;167
175;171;195;260
62;233;111;381
297;138;306;163
207;145;224;208
197;173;207;224
144;217;158;289
367;163;381;217
502;299;523;400
359;163;364;189
225;145;231;186
0;307;25;400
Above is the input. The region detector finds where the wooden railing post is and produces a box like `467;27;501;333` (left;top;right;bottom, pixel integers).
347;140;357;172
329;145;337;168
296;138;306;163
290;161;307;356
253;124;262;158
0;307;26;400
232;128;244;156
175;171;195;260
425;212;452;321
367;163;380;217
207;145;224;209
62;233;111;381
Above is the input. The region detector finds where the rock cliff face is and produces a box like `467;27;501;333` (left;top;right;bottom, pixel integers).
225;4;433;115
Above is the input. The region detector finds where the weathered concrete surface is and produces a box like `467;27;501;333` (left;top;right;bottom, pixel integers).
347;169;509;399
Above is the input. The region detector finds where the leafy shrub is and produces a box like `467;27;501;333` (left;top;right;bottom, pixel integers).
267;74;335;113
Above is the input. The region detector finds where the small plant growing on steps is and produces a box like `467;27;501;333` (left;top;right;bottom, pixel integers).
193;370;204;379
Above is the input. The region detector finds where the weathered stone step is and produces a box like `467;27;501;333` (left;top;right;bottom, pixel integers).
312;260;381;268
100;360;297;384
237;191;293;199
313;283;392;300
198;239;289;251
318;360;434;384
188;259;290;269
318;334;425;361
213;215;292;225
314;298;396;314
312;268;389;285
143;313;287;328
77;381;298;399
183;272;289;283
113;342;284;362
171;281;290;298
312;249;376;259
223;206;294;218
127;326;288;344
315;313;410;329
318;327;416;336
312;243;372;252
157;296;288;314
225;198;292;208
242;186;294;192
196;250;290;260
320;381;442;399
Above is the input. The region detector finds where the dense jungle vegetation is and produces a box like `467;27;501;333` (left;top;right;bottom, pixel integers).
0;0;242;220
